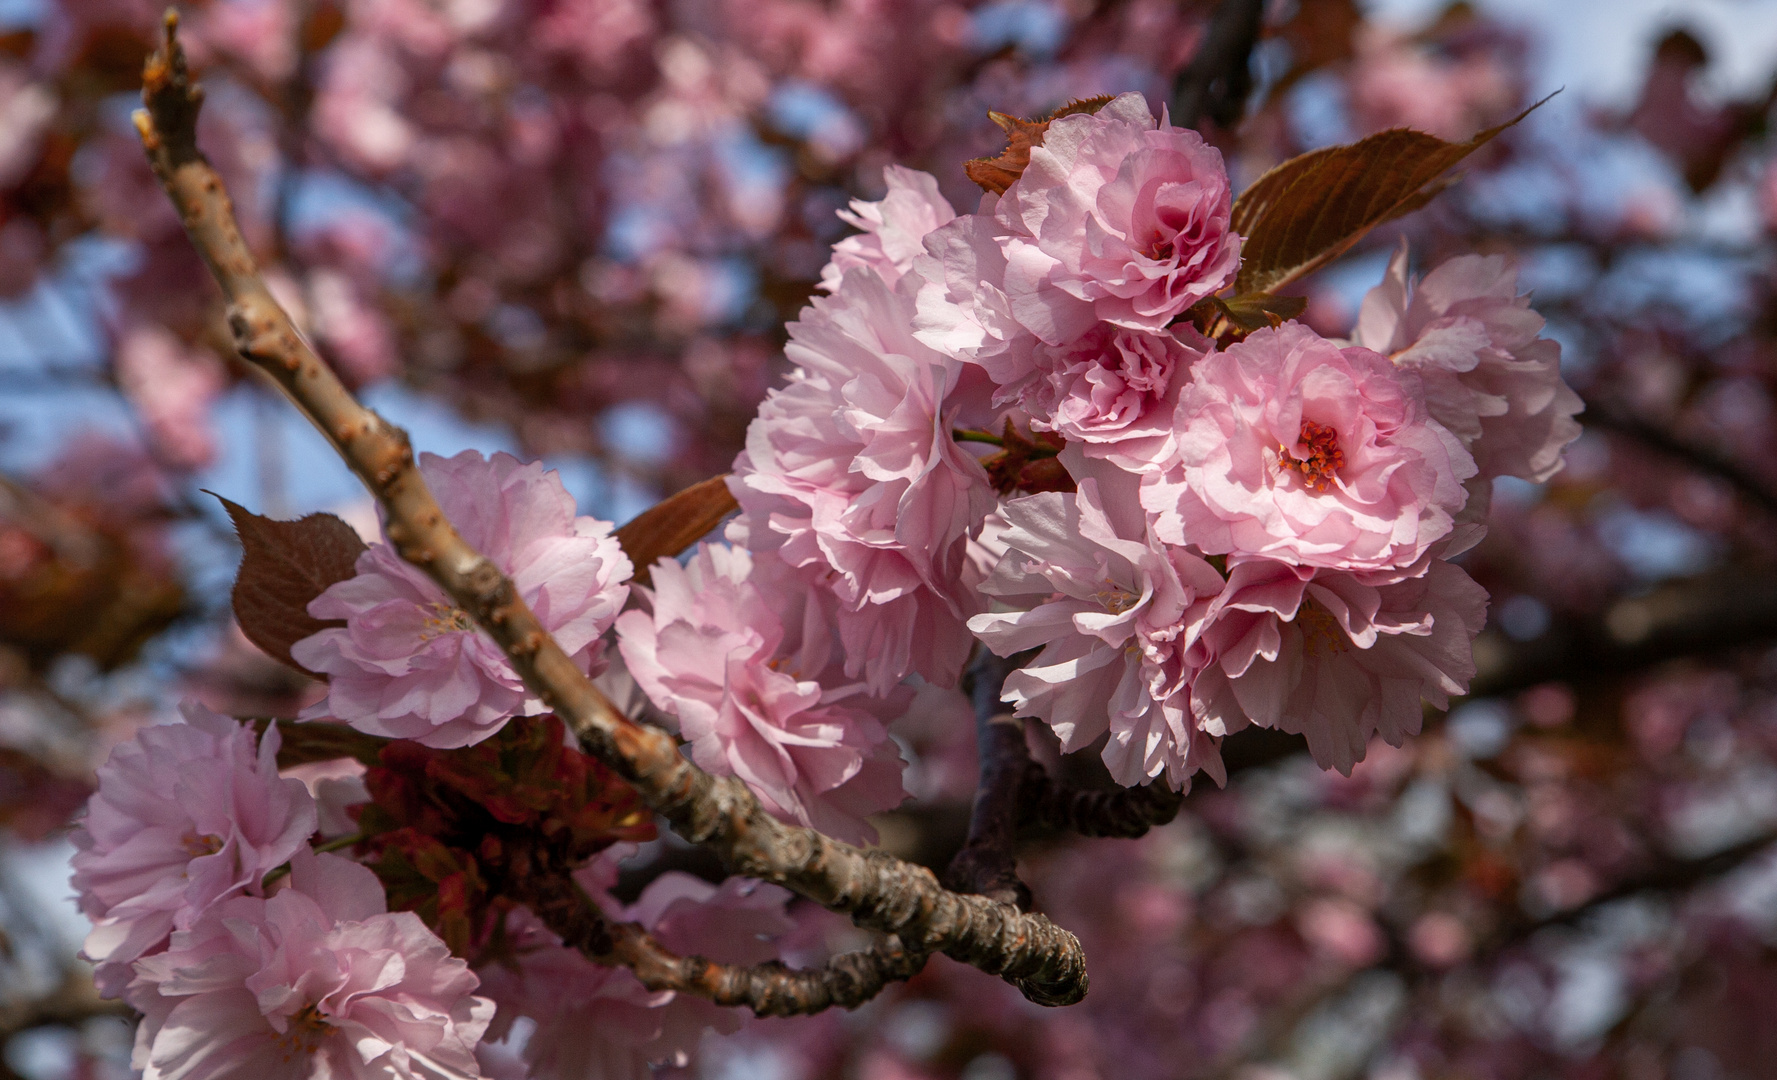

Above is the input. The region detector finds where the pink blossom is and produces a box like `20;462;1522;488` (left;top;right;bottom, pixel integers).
616;544;908;844
1139;322;1476;574
911;210;1036;378
126;850;493;1080
968;480;1227;790
1353;245;1583;483
1189;556;1488;775
476;870;793;1080
819;166;957;293
292;451;632;748
994;92;1240;342
70;704;317;997
1021;323;1209;454
728;265;998;692
114;325;226;470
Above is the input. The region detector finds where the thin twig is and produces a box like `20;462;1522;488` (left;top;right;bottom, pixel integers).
1581;394;1777;519
133;11;1086;1010
946;652;1035;908
1171;0;1268;130
518;869;927;1017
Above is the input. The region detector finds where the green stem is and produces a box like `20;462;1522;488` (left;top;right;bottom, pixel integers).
952;428;1005;447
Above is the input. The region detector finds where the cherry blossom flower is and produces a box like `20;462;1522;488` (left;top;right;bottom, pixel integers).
1139;322;1476;575
1353;245;1583;483
819;165;957;293
1021;323;1209;454
911;210;1037;379
126;850;493;1080
616;543;907;844
292;451;631;748
969;479;1227;790
1188;556;1488;775
728;265;998;692
476;866;793;1080
70;704;316;997
114;324;226;470
994;92;1240;343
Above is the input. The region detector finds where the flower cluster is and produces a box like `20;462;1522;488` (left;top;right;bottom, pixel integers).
731;91;1579;785
69;707;495;1079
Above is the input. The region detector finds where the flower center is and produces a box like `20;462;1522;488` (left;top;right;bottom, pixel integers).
275;1003;334;1063
180;831;223;857
1277;420;1345;493
418;601;476;640
1095;586;1139;615
1295;600;1349;658
1143;234;1175;262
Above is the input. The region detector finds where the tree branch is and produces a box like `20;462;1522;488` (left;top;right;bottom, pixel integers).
1171;0;1267;130
1581;394;1777;519
946;652;1188;907
517;869;927;1017
945;653;1035;908
134;11;1086;1009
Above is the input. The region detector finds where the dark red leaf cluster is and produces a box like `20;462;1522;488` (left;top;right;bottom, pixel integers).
353;714;657;956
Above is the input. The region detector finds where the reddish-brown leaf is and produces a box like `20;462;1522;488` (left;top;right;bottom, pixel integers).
1230;98;1547;294
253;717;389;767
964;95;1116;195
219;495;366;674
614;474;738;586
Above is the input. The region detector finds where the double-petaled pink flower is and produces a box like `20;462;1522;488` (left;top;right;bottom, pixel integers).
819;165;957;293
969;480;1227;790
995;92;1240;343
1353;245;1583;483
71;704;317;997
617;543;907;844
126;850;493;1080
1139;323;1476;575
1188;556;1488;775
728;265;998;692
292;450;632;748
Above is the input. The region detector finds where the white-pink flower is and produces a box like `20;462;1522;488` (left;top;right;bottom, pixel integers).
70;704;317;997
994;92;1240;343
968;479;1227;790
819;165;957;293
616;544;908;844
1189;556;1489;775
728;265;998;692
292;451;632;748
1140;322;1476;574
476;869;793;1080
126;850;493;1080
1353;245;1583;483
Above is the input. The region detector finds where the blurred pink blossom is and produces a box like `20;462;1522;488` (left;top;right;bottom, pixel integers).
126;850;492;1080
71;705;316;997
477;869;793;1080
114;325;226;470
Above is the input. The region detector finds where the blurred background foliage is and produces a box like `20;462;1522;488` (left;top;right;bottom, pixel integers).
5;0;1777;1078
